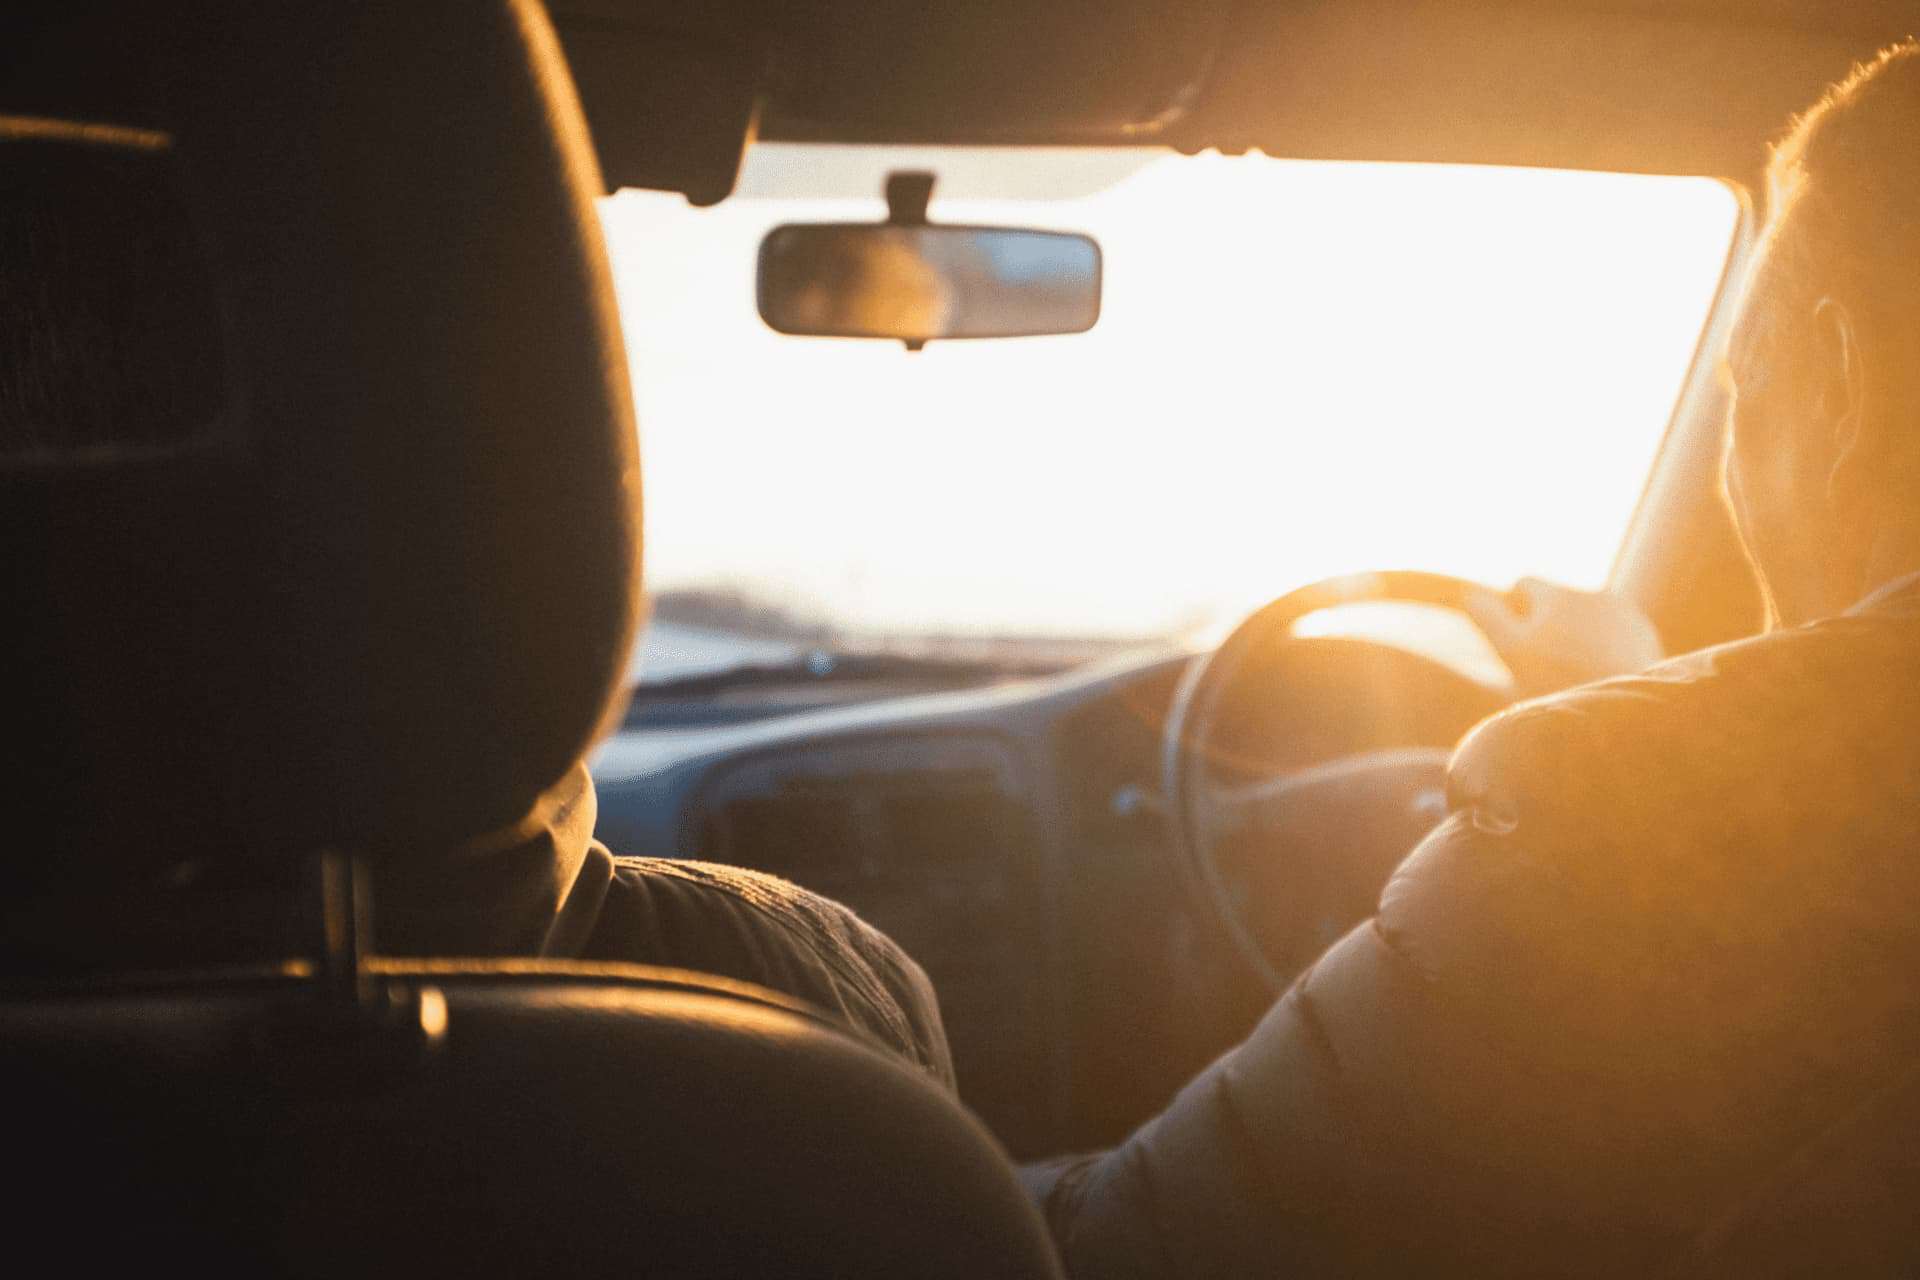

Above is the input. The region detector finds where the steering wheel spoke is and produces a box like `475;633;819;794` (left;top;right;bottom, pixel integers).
1210;750;1450;845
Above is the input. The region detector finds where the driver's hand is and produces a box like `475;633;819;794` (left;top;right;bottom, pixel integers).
1463;577;1664;698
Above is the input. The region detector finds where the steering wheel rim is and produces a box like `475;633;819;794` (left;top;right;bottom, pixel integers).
1161;570;1496;992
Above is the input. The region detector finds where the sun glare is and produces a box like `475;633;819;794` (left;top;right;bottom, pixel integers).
600;146;1737;642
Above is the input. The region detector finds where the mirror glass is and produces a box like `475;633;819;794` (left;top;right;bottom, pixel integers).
757;224;1100;342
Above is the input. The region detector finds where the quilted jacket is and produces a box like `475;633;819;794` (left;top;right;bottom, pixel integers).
1032;576;1920;1277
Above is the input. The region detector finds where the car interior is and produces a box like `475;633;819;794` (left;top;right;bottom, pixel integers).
6;0;1919;1274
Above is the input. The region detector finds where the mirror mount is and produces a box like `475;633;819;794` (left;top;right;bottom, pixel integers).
885;172;937;348
885;170;935;227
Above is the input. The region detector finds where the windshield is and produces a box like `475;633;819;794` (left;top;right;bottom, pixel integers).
599;146;1736;682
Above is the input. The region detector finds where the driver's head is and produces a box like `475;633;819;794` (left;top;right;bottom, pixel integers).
1725;40;1920;625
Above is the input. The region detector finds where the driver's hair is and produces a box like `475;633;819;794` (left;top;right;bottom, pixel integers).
1763;40;1920;347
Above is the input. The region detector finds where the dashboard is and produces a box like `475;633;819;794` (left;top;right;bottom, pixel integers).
591;641;1502;1158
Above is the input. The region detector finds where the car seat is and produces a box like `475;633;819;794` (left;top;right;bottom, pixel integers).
0;4;1059;1274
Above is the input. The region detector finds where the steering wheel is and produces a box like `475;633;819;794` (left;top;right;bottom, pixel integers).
1162;571;1512;992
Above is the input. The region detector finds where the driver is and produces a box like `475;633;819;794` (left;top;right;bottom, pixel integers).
1024;41;1920;1274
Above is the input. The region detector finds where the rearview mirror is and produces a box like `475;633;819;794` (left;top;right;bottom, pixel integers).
757;223;1102;346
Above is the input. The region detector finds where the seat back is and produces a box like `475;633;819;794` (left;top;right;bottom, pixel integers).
6;961;1060;1277
0;4;1058;1273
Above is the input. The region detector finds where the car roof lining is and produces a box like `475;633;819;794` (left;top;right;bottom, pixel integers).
553;0;1920;201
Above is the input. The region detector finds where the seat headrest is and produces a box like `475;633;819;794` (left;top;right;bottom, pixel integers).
0;1;641;881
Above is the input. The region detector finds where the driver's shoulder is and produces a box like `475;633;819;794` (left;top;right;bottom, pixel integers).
1444;613;1920;840
1372;611;1920;1029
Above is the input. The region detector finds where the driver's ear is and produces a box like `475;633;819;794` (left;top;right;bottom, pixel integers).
1814;296;1872;505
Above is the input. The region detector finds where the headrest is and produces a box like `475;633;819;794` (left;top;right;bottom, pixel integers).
0;1;641;882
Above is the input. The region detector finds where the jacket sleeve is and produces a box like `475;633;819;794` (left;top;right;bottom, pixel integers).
1034;640;1920;1276
1036;803;1614;1278
1030;687;1696;1276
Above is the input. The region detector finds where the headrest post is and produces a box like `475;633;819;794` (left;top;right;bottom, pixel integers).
313;850;373;1003
300;850;449;1066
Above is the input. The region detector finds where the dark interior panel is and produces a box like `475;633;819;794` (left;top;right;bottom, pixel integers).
1046;662;1271;1148
688;734;1067;1156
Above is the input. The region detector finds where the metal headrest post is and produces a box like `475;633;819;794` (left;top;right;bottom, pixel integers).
314;850;373;1005
294;851;448;1073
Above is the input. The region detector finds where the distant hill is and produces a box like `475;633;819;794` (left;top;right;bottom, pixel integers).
632;621;808;683
646;585;838;644
632;582;1169;685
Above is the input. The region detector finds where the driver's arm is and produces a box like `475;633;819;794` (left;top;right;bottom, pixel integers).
1028;809;1581;1279
1026;640;1881;1277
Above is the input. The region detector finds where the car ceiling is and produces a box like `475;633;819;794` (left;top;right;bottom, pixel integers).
551;0;1920;200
